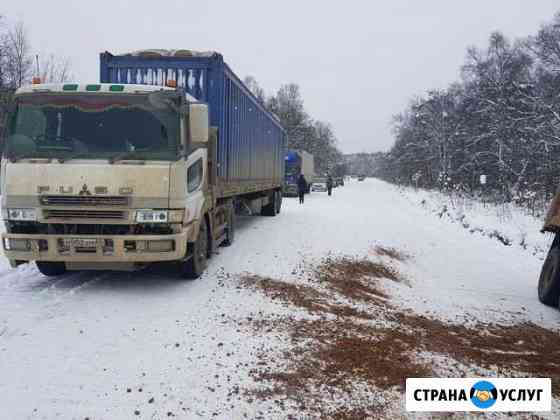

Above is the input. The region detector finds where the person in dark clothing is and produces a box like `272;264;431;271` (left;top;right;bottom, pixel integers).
327;175;333;196
297;174;307;204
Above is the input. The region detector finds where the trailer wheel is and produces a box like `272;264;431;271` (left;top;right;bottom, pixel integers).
222;205;235;247
275;191;282;214
538;237;560;306
36;261;67;277
261;192;277;217
182;218;209;279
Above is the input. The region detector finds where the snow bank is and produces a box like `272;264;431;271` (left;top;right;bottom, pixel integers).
398;186;554;259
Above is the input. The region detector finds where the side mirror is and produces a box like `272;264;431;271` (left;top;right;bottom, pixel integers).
189;103;209;144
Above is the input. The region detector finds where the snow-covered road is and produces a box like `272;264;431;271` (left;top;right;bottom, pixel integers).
1;179;558;419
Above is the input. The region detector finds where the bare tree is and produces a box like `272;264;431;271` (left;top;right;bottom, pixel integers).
377;12;560;210
241;77;345;173
38;53;72;83
0;15;6;89
528;12;560;70
0;15;12;139
243;75;266;105
4;21;32;88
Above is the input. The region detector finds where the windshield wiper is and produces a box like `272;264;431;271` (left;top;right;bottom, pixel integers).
57;152;91;163
33;135;75;148
36;144;73;152
8;152;57;163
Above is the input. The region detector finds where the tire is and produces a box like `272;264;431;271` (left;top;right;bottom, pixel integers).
222;205;235;247
538;240;560;306
181;217;209;279
261;192;277;217
36;261;67;277
275;191;282;214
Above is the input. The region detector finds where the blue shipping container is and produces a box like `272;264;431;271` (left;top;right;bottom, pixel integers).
99;50;286;193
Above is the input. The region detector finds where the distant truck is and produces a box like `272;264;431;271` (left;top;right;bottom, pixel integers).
1;49;286;278
284;149;314;196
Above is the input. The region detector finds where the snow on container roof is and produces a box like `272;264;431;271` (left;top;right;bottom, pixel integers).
15;83;177;95
118;49;219;59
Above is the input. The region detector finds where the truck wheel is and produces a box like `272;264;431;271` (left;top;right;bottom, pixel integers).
261;192;277;217
538;239;560;306
222;205;235;247
36;261;67;277
182;218;209;279
275;191;282;214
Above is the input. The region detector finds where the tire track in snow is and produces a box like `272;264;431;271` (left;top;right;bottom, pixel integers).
0;265;110;341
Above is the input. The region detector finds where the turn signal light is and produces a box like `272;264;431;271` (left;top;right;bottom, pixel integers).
32;77;41;84
166;79;177;88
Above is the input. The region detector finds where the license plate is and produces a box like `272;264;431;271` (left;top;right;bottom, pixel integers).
64;238;97;248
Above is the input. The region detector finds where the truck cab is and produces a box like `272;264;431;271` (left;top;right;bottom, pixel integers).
1;82;213;277
284;149;314;196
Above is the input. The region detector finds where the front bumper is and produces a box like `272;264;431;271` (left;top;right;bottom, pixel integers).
1;232;188;263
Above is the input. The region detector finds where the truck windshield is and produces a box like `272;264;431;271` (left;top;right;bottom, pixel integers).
285;160;301;184
6;93;180;161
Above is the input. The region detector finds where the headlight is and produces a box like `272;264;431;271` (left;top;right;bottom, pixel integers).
6;208;37;221
136;209;168;223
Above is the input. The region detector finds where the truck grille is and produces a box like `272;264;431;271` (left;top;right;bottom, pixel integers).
44;210;127;220
40;195;129;206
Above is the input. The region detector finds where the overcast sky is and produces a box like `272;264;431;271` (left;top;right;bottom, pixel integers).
3;1;560;153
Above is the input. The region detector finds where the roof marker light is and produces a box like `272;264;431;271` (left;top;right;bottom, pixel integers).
63;84;78;91
86;84;101;91
109;85;124;92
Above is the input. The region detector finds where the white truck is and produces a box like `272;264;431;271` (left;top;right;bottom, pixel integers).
0;50;286;278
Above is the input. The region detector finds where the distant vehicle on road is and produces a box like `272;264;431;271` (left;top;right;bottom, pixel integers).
284;150;315;196
357;175;366;181
311;178;327;192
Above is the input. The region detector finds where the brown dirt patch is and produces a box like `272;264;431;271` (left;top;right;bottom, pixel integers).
313;256;406;302
397;312;560;396
241;274;331;314
240;274;378;320
317;256;403;283
238;254;560;418
315;330;431;390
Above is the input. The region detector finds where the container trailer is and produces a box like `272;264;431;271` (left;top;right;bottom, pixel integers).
1;49;286;278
